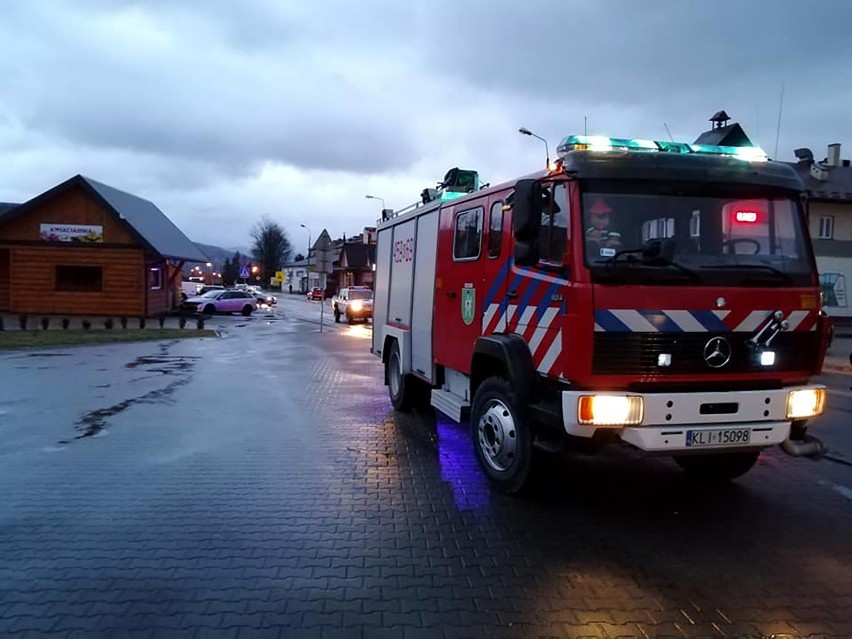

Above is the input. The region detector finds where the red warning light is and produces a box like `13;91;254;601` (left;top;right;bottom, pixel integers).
735;211;759;223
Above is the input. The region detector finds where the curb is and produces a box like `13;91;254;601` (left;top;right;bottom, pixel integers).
822;363;852;375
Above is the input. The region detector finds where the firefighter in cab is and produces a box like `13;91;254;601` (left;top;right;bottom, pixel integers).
585;196;622;256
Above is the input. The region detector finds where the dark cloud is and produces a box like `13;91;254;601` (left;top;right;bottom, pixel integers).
1;0;851;246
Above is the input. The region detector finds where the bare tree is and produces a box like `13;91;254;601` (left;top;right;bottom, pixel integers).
251;216;292;284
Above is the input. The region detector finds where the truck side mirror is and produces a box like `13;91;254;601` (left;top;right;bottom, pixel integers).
511;179;542;266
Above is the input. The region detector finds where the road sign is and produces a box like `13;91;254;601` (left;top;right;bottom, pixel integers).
275;270;284;282
239;266;250;278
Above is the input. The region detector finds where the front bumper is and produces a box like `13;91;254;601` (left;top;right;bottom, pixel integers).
561;385;825;453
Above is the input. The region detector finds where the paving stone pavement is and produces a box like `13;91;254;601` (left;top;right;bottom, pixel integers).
0;314;850;638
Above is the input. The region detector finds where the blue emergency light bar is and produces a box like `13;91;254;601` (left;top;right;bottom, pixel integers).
556;135;769;162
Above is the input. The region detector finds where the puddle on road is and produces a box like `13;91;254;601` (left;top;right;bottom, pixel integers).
13;352;72;359
71;342;197;441
125;355;198;374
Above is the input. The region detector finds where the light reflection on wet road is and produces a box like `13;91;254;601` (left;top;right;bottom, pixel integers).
0;297;850;637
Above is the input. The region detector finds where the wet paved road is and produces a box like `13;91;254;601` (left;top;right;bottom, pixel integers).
1;298;850;638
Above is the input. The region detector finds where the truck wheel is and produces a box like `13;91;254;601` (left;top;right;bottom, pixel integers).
334;306;341;323
470;376;534;496
386;340;429;412
674;451;759;482
347;313;355;325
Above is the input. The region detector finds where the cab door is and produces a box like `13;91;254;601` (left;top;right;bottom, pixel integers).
434;197;507;374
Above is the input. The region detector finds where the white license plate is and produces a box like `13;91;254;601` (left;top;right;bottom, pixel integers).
685;427;751;447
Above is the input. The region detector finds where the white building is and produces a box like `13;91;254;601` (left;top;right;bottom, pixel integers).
785;143;852;320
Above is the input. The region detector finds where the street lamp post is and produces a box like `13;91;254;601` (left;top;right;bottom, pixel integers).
365;194;385;210
519;127;552;169
299;223;312;260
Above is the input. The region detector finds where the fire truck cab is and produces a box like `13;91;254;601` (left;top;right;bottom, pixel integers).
372;136;829;494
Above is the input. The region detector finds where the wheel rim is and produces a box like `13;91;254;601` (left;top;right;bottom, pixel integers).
476;399;518;472
389;350;402;398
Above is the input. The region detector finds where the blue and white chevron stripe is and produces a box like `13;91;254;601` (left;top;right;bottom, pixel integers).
594;309;732;333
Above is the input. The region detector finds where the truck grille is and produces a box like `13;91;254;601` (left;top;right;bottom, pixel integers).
593;331;819;375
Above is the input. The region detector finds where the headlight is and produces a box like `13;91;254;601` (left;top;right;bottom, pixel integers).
786;388;826;419
351;300;363;312
578;395;644;425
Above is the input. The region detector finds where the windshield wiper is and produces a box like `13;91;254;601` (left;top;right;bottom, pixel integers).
700;263;794;283
594;247;701;282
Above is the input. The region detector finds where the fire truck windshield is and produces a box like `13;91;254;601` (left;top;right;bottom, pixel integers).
582;187;813;286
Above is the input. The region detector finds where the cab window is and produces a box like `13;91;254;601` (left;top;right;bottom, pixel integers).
539;183;569;264
487;201;503;258
453;206;484;260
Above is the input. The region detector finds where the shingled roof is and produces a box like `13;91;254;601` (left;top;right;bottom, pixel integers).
0;202;19;220
693;122;753;147
784;161;852;203
340;242;375;269
0;175;208;262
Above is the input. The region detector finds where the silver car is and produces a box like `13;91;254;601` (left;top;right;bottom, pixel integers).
183;289;257;316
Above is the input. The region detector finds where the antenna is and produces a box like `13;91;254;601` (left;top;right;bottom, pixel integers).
663;123;674;142
774;81;785;159
584;116;587;136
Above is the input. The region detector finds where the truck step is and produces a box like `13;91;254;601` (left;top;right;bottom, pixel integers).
430;388;470;423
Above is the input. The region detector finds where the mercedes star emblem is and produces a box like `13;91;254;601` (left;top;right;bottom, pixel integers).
703;336;732;368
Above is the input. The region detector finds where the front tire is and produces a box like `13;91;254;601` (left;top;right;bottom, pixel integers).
470;377;534;495
674;451;759;482
203;304;216;315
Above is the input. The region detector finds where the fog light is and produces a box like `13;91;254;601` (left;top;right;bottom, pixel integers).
578;395;643;425
657;353;672;367
759;350;776;367
786;388;826;419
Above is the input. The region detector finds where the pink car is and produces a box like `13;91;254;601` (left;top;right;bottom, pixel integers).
183;289;257;316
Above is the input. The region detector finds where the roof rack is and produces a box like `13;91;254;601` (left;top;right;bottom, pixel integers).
381;168;482;222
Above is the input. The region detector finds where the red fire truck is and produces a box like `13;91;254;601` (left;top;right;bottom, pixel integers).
372;135;830;494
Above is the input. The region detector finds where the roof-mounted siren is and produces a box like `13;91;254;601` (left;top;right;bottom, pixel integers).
439;168;479;202
419;168;479;205
556;134;769;162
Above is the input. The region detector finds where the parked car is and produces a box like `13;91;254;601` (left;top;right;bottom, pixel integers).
307;287;325;301
332;286;373;324
182;289;257;316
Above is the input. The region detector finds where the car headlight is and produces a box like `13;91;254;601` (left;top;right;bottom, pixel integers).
578;395;644;425
786;388;826;419
351;300;363;312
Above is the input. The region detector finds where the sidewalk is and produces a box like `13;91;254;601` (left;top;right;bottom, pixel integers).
822;335;852;374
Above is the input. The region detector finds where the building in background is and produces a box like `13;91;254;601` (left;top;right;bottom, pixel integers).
694;111;852;323
0;175;207;317
783;143;852;320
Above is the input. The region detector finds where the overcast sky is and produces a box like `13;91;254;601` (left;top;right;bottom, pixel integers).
2;0;851;251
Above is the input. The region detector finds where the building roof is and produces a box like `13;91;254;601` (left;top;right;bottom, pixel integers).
784;161;852;202
0;175;208;262
0;202;20;223
693;122;753;147
340;243;375;269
